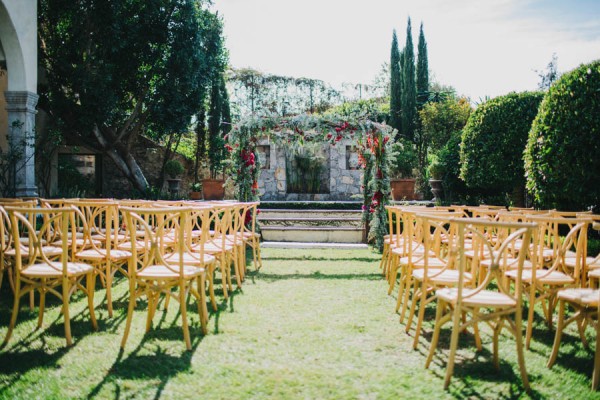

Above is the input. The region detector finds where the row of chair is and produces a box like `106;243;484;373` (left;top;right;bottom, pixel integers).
380;205;600;391
0;198;262;350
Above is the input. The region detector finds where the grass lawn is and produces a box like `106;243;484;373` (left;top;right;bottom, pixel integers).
0;248;598;399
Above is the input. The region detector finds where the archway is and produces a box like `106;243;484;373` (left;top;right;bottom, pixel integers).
0;0;38;197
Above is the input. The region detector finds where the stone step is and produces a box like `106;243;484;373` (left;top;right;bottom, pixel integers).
261;225;364;243
258;209;363;219
261;241;368;249
259;217;362;228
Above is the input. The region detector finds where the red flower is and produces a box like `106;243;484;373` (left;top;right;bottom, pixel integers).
335;135;343;142
326;133;333;140
335;127;342;133
383;136;390;145
225;144;233;153
252;181;259;189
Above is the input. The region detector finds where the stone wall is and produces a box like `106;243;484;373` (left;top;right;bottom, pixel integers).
257;138;363;201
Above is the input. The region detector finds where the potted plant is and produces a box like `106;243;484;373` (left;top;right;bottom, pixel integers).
427;155;444;202
164;159;184;193
389;138;418;201
189;181;203;200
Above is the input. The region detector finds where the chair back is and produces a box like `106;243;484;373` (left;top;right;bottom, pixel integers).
5;206;83;276
453;218;536;308
121;206;190;277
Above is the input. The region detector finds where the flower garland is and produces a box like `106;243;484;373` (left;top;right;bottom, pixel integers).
227;113;394;251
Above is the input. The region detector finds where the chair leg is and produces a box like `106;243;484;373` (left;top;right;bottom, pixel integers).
526;286;536;349
198;275;208;335
105;263;114;318
120;281;137;349
443;304;462;390
514;310;531;393
38;279;46;329
180;283;192;351
62;278;73;346
219;253;229;300
548;299;566;368
412;283;429;350
405;279;419;332
593;318;600;390
426;300;446;369
87;273;98;331
3;279;21;345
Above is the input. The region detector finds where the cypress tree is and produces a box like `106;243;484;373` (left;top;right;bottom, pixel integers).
416;22;429;108
208;79;224;178
220;75;232;135
401;17;417;142
389;30;402;133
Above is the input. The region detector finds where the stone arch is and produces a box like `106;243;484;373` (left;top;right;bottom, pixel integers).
0;0;39;197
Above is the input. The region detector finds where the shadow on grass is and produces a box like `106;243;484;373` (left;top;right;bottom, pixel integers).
262;256;379;263
254;270;382;282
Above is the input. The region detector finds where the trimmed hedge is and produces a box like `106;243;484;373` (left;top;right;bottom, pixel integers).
524;60;600;211
460;91;544;204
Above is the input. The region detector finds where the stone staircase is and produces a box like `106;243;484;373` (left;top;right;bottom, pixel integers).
258;209;364;243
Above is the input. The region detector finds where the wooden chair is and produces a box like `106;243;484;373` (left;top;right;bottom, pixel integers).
241;202;262;271
425;218;535;392
547;288;600;389
120;206;208;351
0;206;13;294
404;213;475;349
69;200;131;317
3;206;98;346
507;215;590;348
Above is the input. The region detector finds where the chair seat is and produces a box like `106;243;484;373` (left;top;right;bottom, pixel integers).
117;241;147;252
437;288;517;308
399;255;445;267
242;232;260;239
76;248;132;261
137;264;205;279
202;241;234;253
564;256;597;269
557;288;600;307
22;262;94;277
480;258;533;270
413;269;473;285
164;252;216;266
506;269;574;285
5;245;63;258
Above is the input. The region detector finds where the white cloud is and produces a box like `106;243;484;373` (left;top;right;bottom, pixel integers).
213;0;600;101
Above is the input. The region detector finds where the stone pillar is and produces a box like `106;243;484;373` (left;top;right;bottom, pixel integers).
4;90;38;197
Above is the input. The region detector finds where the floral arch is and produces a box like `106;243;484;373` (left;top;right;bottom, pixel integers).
227;114;395;251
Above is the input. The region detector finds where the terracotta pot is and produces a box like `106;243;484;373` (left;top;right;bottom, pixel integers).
390;178;417;201
189;191;203;200
202;179;225;200
429;179;444;202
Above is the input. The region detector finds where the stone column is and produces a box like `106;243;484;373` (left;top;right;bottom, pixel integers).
4;90;38;197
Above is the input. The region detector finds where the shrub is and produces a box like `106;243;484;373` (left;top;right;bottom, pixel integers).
389;138;418;178
419;97;472;153
525;60;600;211
436;130;471;204
164;159;184;178
460;91;543;204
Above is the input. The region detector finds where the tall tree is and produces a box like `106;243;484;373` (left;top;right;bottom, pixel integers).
38;0;226;192
389;30;402;133
401;17;417;142
207;78;225;179
416;22;429;108
220;75;232;135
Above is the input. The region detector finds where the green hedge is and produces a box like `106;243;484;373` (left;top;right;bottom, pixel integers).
524;60;600;211
460;91;543;204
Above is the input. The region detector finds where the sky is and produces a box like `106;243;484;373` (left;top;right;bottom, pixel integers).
212;0;600;101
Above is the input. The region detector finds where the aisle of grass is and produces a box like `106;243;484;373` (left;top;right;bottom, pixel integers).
0;248;599;399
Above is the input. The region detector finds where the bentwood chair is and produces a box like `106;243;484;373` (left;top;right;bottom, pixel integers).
506;215;590;348
3;206;98;346
120;207;208;351
69;200;131;317
240;202;262;271
425;218;535;392
547;288;600;389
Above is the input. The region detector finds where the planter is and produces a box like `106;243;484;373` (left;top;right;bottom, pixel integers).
166;178;181;193
202;179;225;200
189;191;203;200
390;178;417;201
429;179;444;202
